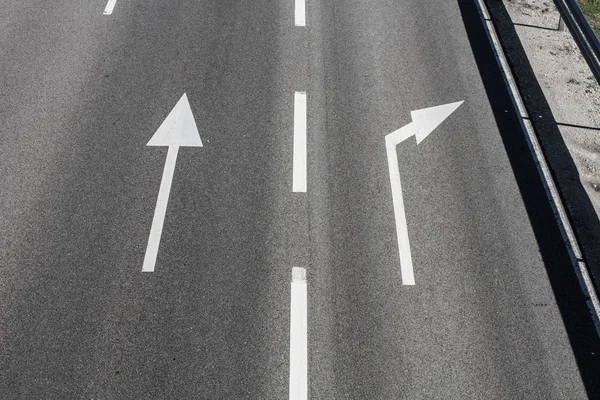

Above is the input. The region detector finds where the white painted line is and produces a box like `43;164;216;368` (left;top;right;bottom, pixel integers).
143;146;179;272
385;138;415;286
289;267;307;400
103;0;117;15
295;0;306;26
293;92;307;193
474;0;600;334
143;93;203;272
384;102;463;285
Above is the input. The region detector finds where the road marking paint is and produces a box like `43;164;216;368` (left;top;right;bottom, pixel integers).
143;146;179;272
385;137;415;286
290;267;308;400
385;102;463;285
293;92;307;193
143;93;203;272
103;0;117;15
295;0;306;26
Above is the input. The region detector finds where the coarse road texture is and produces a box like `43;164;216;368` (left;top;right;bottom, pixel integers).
0;0;598;398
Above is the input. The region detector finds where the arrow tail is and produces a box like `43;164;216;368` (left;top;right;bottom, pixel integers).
143;145;180;272
386;138;416;285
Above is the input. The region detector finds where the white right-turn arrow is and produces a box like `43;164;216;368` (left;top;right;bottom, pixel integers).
386;101;464;285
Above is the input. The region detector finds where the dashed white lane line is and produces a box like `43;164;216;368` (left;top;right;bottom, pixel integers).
295;0;306;26
289;267;308;400
293;92;307;193
103;0;117;15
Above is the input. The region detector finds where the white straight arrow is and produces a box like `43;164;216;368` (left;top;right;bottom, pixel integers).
143;93;203;272
386;101;464;285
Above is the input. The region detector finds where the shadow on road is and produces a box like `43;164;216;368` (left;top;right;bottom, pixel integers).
458;0;600;397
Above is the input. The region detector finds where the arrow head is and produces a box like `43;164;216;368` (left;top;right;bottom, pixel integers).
147;93;203;147
411;101;464;144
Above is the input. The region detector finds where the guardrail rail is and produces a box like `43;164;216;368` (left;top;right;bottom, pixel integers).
554;0;600;83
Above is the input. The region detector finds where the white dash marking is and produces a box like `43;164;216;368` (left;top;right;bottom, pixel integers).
295;0;306;26
142;146;179;272
103;0;117;15
293;92;307;192
290;267;308;400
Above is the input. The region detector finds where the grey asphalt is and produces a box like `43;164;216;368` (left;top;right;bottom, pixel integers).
0;0;597;398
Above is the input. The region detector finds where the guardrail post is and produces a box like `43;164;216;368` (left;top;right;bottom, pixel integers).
558;14;565;31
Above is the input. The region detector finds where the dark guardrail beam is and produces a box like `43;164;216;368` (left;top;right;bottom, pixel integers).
554;0;600;83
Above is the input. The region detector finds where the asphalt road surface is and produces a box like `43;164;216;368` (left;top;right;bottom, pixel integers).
0;0;598;398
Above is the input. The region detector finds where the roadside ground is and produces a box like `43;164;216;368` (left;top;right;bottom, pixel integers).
488;0;600;293
578;0;600;34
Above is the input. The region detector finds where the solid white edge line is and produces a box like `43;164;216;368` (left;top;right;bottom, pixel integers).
293;92;308;193
474;0;600;335
103;0;117;15
290;267;308;400
295;0;306;26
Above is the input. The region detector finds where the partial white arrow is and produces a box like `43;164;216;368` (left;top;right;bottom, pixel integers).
103;0;117;15
385;101;463;285
143;93;203;272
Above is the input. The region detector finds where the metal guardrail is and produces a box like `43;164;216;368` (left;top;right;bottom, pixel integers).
554;0;600;84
